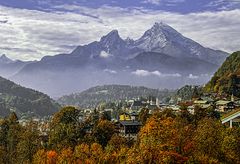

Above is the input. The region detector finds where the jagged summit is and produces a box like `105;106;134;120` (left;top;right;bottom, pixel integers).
100;30;123;44
134;22;181;51
152;22;179;33
140;22;180;39
99;30;128;57
0;54;14;64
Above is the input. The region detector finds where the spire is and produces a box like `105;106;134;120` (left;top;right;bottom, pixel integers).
231;93;234;102
156;98;160;108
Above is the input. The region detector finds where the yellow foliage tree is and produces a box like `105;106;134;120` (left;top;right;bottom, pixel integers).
129;116;191;163
57;148;74;164
33;149;47;164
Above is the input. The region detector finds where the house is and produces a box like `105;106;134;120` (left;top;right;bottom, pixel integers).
119;113;131;121
235;99;240;107
221;109;240;128
194;100;209;106
100;108;113;120
187;106;195;114
216;100;235;112
130;100;144;110
119;120;142;138
129;112;139;121
201;97;215;104
146;98;159;109
146;104;159;111
193;99;212;109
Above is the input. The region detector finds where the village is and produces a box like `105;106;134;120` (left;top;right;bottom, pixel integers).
17;93;240;140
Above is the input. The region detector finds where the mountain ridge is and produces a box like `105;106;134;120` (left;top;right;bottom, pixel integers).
0;54;35;78
57;84;174;108
10;22;228;97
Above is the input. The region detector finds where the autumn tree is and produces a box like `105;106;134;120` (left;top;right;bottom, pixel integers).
74;143;103;163
74;143;90;162
107;134;128;150
105;134;130;163
178;104;193;123
49;106;85;150
16;121;41;163
0;112;23;163
193;118;224;163
33;149;47;164
47;150;58;164
138;108;149;125
92;119;116;147
57;148;74;164
131;115;191;163
221;128;240;163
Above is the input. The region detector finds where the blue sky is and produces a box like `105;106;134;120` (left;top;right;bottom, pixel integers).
1;0;240;13
0;0;240;60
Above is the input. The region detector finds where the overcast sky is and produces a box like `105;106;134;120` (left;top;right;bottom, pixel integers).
0;0;239;61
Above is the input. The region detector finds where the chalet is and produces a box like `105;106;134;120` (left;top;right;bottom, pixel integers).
193;99;212;109
129;112;139;121
222;109;240;128
216;100;235;112
119;120;142;138
194;100;209;106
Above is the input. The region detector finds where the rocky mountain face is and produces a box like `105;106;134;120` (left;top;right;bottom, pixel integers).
9;22;228;97
133;23;227;65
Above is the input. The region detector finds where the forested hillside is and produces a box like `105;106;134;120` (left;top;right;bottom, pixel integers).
175;85;203;101
0;76;60;117
205;51;240;97
58;85;174;108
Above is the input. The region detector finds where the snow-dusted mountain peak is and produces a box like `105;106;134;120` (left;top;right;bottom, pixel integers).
133;22;178;50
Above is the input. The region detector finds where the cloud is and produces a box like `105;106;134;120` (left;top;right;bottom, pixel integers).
132;69;181;77
0;20;7;24
142;0;185;5
143;0;162;5
100;51;111;58
187;73;212;79
0;5;240;61
188;74;199;79
206;0;240;10
103;69;117;74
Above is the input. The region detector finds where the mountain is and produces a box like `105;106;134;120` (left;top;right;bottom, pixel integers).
204;51;240;97
0;54;14;64
17;22;227;72
0;54;34;78
12;22;228;97
129;52;218;74
133;23;227;65
57;85;174;108
0;76;60;117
